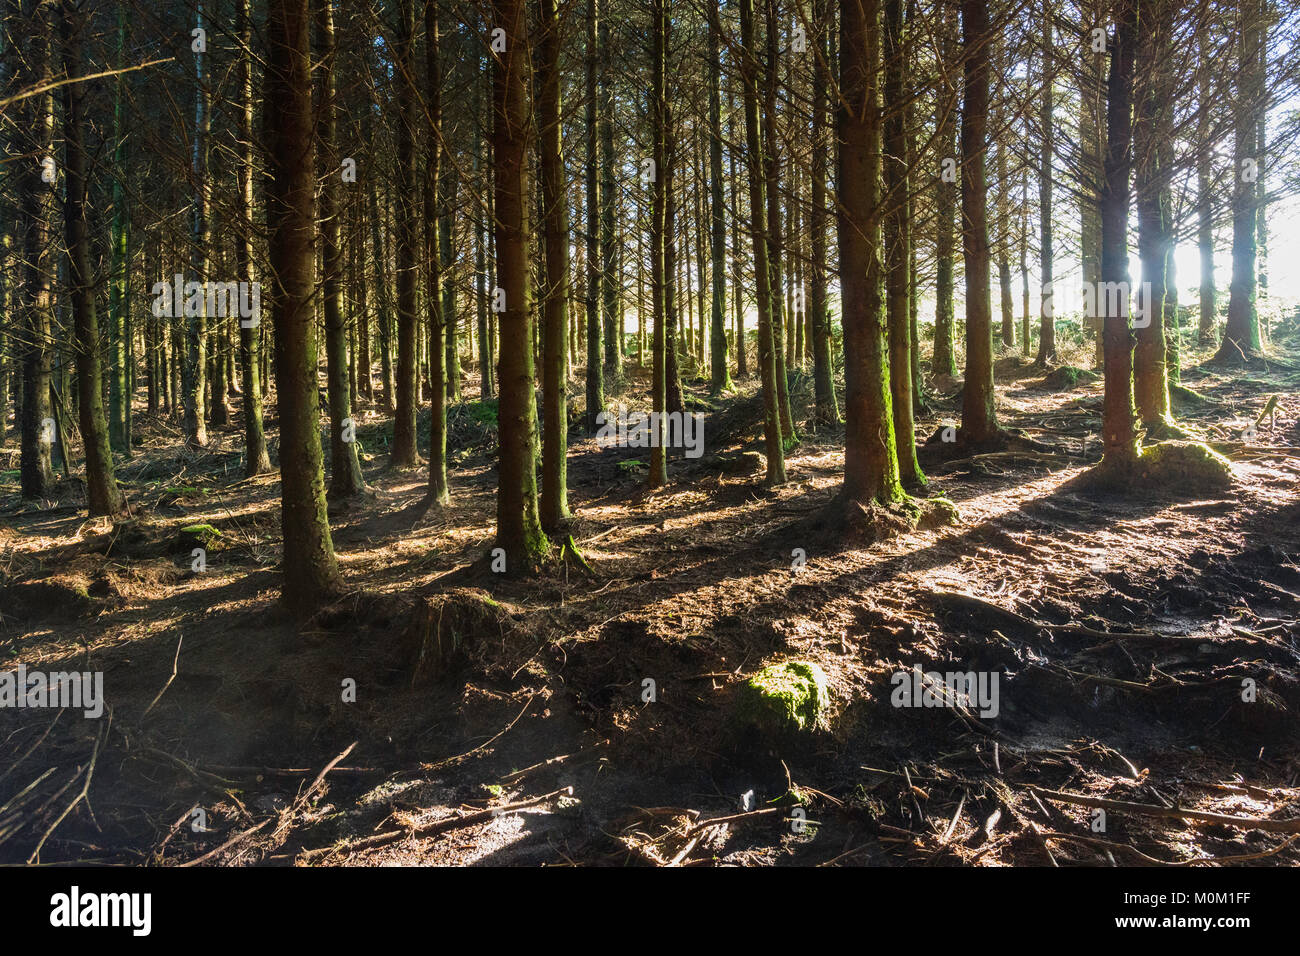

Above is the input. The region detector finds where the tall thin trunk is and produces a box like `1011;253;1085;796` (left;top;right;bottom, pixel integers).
1134;0;1171;426
650;0;670;486
1035;2;1056;366
884;0;922;484
390;0;420;465
959;0;998;445
1100;0;1141;471
707;8;732;397
539;0;569;531
1080;0;1106;368
493;0;548;563
598;19;620;379
443;178;460;401
425;0;449;501
184;0;210;450
838;0;900;503
584;0;603;430
1197;27;1216;345
60;0;120;516
265;0;342;611
107;5;130;453
763;0;794;441
1215;0;1264;361
931;11;958;378
810;0;837;421
740;0;785;484
17;0;55;498
476;70;493;398
316;0;364;495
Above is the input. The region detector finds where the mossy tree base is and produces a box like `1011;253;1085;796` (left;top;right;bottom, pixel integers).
800;491;960;547
1076;440;1234;495
1140;416;1199;443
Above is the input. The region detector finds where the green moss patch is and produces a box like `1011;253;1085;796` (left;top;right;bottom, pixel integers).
177;524;224;552
1136;440;1234;493
735;661;830;735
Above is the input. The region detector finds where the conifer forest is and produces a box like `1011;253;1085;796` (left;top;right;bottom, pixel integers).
3;0;1300;891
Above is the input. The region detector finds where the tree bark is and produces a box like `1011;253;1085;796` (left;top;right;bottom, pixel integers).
740;0;785;485
838;0;901;504
316;0;364;496
538;0;569;531
390;0;420;466
60;0;120;516
584;0;603;431
958;0;998;446
424;0;449;502
1100;0;1141;472
810;0;838;422
884;0;922;484
184;1;209;450
492;0;548;564
16;0;55;498
265;0;343;611
1215;0;1264;361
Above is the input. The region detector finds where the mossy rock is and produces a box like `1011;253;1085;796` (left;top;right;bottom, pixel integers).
1136;440;1234;492
735;661;830;736
1041;365;1099;391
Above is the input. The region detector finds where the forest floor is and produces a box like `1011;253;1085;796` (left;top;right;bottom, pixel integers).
4;331;1300;867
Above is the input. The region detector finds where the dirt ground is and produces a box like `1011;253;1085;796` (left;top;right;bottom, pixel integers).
3;331;1300;867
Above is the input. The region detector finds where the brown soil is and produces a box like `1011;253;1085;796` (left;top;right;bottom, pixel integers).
3;337;1300;867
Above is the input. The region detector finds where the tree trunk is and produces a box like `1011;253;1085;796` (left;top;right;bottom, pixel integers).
1215;0;1264;361
184;1;209;450
958;0;998;446
1035;3;1056;366
265;0;343;611
424;0;449;502
740;0;785;484
316;0;364;496
708;3;732;395
763;0;794;442
931;12;958;379
492;0;548;564
838;0;900;504
1197;27;1216;346
1099;0;1141;472
107;5;130;454
16;0;55;498
884;0;922;484
60;0;120;516
810;0;838;422
649;0;670;486
390;0;420;466
584;0;603;431
539;0;569;531
1133;0;1172;427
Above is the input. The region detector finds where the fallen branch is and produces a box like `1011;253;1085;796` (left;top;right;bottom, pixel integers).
298;787;574;863
27;717;107;864
1032;787;1300;834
